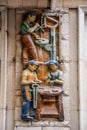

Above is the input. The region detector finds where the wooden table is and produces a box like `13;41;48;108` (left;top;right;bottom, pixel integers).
37;86;64;121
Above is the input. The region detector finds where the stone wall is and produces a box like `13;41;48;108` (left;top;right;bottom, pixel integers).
1;0;86;130
0;0;87;8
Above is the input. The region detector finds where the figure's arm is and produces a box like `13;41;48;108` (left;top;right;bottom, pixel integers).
43;74;51;84
21;22;40;35
33;73;42;84
54;71;64;85
54;79;63;85
28;23;40;33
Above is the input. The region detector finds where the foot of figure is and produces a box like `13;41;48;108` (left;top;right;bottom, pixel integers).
22;115;33;121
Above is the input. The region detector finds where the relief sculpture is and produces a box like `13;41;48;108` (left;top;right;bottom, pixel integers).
21;11;64;121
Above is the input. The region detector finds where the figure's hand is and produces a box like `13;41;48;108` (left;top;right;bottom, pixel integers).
30;80;35;84
32;32;40;39
38;80;42;84
54;79;59;83
35;34;40;39
50;80;54;85
34;80;42;84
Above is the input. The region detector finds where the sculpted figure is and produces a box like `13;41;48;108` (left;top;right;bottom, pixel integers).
44;60;64;86
21;12;40;66
21;60;41;121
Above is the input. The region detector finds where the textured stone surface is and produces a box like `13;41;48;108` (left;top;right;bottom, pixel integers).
43;127;70;130
0;0;87;8
0;109;6;130
6;109;15;130
16;127;41;130
63;0;87;8
15;96;22;107
64;109;70;121
15;107;21;121
61;22;69;35
50;121;70;127
69;9;79;130
15;90;21;96
60;39;69;61
32;121;49;127
22;0;48;8
7;0;22;8
70;61;78;110
62;14;69;23
63;96;70;109
15;73;21;89
15;121;31;127
70;110;79;130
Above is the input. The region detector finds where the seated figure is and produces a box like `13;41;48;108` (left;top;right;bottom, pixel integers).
44;60;64;86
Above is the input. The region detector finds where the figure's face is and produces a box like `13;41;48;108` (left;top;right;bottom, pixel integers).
49;64;58;72
27;15;36;23
28;63;38;72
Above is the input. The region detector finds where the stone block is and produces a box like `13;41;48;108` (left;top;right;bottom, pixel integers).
64;63;70;73
16;41;22;60
51;0;63;9
6;109;15;130
15;90;22;96
60;38;69;61
22;0;48;8
15;121;21;126
15;12;22;34
43;127;70;130
63;0;87;8
79;61;87;110
32;121;49;126
0;0;7;5
16;127;41;130
80;110;87;130
0;62;6;108
62;14;69;23
7;0;22;8
61;22;69;35
37;0;48;8
70;61;78;110
64;109;70;121
15;107;21;121
69;9;78;61
0;109;6;130
16;62;22;73
15;96;22;107
50;121;70;127
6;63;15;109
63;96;70;109
22;0;37;7
63;72;70;91
15;72;21;89
70;110;79;130
15;121;31;127
14;127;17;130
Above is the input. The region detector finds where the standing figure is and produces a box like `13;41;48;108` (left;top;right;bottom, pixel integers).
21;60;41;121
21;12;40;66
44;60;64;86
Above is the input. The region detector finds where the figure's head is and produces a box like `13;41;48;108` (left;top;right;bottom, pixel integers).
27;13;37;23
28;60;39;72
48;60;59;72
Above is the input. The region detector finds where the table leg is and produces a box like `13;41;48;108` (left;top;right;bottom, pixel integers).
56;93;64;121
